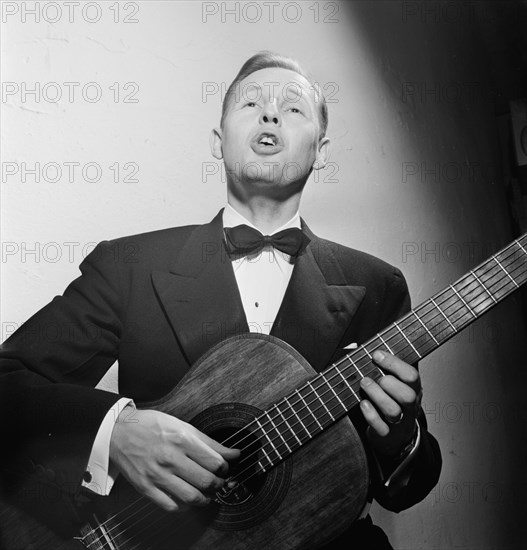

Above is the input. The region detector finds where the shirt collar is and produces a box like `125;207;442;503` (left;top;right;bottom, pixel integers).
222;203;301;235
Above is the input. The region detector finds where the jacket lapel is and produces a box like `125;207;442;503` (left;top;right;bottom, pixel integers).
151;210;248;365
270;220;366;371
152;211;366;371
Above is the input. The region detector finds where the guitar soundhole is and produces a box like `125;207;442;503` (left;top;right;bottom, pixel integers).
191;403;293;531
214;426;266;506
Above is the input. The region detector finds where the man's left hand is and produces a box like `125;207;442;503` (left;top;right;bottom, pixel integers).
359;350;422;458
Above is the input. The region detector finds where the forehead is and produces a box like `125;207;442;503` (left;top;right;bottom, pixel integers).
235;67;316;104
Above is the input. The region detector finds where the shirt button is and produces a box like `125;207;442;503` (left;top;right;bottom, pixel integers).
255;302;259;307
83;471;92;483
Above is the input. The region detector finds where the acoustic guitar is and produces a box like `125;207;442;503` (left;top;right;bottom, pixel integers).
1;233;526;549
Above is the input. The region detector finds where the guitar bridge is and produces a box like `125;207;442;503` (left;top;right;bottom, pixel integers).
75;515;117;550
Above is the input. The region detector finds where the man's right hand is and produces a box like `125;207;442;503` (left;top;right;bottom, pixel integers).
109;407;240;512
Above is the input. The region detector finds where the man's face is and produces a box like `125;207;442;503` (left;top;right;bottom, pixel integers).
211;67;329;196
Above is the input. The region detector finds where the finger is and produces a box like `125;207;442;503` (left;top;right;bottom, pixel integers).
360;376;402;424
133;479;182;513
195;430;241;461
372;350;420;389
359;399;389;437
164;454;226;495
377;375;418;408
179;432;236;477
157;473;211;508
190;428;241;477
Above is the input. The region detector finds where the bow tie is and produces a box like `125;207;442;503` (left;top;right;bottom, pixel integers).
223;224;310;258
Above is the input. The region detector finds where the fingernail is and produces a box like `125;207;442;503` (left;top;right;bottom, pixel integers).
361;377;372;387
360;400;371;411
373;350;385;361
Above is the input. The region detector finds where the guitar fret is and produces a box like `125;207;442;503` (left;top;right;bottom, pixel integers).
285;396;312;440
377;334;394;354
412;310;439;345
471;270;497;304
430;297;457;333
346;354;364;378
308;381;335;421
335;366;360;401
266;411;291;454
274;403;302;447
261;447;273;468
450;284;476;318
321;373;347;414
394;320;422;359
356;344;386;379
517;240;527;256
256;418;281;463
295;389;323;431
493;256;519;288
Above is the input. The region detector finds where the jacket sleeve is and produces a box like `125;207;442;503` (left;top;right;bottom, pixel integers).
367;267;442;512
0;241;127;497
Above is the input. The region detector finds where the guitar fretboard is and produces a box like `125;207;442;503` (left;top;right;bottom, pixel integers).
249;234;527;472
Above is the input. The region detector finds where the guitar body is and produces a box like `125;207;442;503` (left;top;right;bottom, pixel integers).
3;233;526;548
0;334;369;550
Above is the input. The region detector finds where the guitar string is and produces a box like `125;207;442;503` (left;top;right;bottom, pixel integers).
82;238;526;547
187;238;527;483
201;254;527;490
84;243;527;549
217;235;527;451
89;253;527;550
82;238;527;548
85;254;527;550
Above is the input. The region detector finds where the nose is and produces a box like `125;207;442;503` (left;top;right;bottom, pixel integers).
259;101;281;126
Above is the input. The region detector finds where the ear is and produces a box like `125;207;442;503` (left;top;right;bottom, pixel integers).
313;137;331;170
210;127;223;160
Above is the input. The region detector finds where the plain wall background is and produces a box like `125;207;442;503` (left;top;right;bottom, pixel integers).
2;1;527;548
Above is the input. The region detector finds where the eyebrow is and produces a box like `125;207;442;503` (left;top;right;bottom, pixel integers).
283;91;310;105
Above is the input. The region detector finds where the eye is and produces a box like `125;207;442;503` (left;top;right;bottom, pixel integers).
287;106;302;114
245;101;257;107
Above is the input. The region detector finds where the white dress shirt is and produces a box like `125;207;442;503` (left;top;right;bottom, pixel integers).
82;203;419;496
222;202;300;335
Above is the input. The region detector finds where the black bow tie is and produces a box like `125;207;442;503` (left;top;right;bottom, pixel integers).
223;224;310;258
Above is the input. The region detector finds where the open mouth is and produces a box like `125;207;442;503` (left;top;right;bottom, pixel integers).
258;134;278;146
251;132;284;154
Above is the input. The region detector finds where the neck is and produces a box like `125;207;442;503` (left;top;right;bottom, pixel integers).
227;194;301;234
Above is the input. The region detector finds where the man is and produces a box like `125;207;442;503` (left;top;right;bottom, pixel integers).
0;51;441;549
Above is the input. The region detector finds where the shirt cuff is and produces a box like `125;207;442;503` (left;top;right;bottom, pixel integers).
82;397;135;495
372;419;421;489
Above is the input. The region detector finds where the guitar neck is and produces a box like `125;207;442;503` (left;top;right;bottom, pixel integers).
251;234;527;470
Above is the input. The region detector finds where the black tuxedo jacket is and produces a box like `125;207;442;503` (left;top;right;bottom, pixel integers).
0;210;441;543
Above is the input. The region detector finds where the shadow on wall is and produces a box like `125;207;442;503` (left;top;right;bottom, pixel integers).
340;1;527;549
